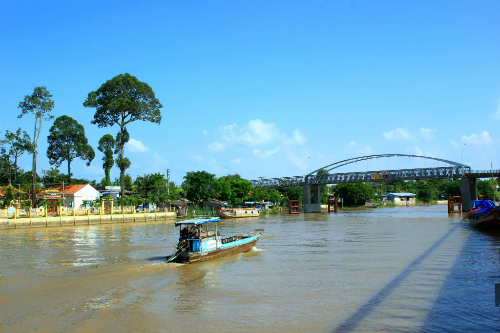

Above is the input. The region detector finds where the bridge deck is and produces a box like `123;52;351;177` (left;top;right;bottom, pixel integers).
251;169;499;188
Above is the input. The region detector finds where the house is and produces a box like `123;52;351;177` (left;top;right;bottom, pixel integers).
47;184;100;208
382;192;417;206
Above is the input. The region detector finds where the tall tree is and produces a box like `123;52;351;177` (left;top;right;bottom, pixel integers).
2;128;32;181
46;115;95;183
98;134;116;186
182;171;217;203
216;174;253;206
18;86;55;206
83;73;163;199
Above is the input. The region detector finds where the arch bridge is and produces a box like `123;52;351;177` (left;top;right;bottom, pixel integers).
249;154;499;212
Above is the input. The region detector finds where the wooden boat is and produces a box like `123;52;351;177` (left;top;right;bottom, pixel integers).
467;200;500;228
166;217;264;263
217;207;260;218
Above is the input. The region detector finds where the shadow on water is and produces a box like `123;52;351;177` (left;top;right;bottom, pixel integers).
419;226;500;332
147;256;168;262
332;224;461;333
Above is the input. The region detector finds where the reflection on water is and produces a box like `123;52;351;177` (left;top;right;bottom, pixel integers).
0;206;498;332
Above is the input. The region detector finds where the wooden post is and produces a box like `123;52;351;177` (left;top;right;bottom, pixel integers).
13;207;17;229
144;208;146;221
87;208;90;225
110;198;114;215
29;209;32;227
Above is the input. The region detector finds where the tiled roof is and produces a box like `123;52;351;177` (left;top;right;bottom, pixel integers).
48;184;88;194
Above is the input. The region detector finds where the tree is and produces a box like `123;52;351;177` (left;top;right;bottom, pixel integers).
98;134;116;186
42;168;67;186
0;148;14;184
2;185;16;207
317;168;329;204
216;174;253;206
182;171;217;203
477;179;495;199
330;183;375;206
84;73;163;199
2;128;32;181
445;179;461;198
18;86;55;207
280;186;303;203
416;182;433;203
46;116;95;183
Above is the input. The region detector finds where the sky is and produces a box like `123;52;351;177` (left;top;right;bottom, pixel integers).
1;1;500;186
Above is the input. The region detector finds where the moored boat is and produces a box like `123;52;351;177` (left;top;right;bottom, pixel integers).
467;200;500;228
217;207;260;218
167;217;264;263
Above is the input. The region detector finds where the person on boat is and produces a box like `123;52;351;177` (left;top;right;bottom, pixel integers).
181;227;188;238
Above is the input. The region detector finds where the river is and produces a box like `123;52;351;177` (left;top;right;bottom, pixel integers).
1;205;499;332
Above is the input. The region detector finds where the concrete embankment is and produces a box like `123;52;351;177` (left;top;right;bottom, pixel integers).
0;212;177;229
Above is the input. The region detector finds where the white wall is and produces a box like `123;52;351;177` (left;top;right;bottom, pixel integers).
71;185;100;208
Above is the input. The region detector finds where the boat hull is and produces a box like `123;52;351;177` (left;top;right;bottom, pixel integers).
468;210;500;228
217;209;260;218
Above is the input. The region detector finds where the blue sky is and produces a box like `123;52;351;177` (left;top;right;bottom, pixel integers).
1;1;499;185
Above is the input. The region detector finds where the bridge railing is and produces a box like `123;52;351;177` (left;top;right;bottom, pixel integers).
466;169;500;175
250;166;469;188
250;167;500;189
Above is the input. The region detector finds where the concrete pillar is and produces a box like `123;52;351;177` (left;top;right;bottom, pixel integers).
461;177;477;212
303;184;321;213
303;185;311;205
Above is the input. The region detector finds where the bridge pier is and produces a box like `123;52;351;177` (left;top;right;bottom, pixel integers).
303;184;322;213
461;177;477;212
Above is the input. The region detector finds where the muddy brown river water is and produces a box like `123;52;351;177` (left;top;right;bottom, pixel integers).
1;205;499;332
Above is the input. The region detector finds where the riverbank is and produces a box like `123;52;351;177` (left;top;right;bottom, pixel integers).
0;211;176;229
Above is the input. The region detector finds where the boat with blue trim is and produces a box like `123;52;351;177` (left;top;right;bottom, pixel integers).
166;217;264;263
467;200;500;228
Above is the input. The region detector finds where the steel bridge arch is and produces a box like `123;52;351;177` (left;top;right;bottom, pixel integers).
307;154;470;176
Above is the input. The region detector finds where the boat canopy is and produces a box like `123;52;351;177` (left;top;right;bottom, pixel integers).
175;217;221;227
472;200;495;209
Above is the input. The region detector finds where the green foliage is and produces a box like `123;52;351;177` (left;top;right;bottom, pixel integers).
182;171;217;203
98;134;116;186
279;186;303;203
41;167;93;186
416;183;433;203
21;199;32;212
2;128;32;181
0;149;14;184
331;183;375;206
216;174;252;206
47;116;95;182
445;179;461;198
250;187;282;204
317;168;329;204
18;86;55;207
83;73;163;199
2;185;15;207
477;179;496;199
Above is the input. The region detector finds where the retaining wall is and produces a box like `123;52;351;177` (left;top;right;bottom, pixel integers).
0;211;177;229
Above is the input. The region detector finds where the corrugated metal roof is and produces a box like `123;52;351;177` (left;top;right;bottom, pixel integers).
383;192;416;196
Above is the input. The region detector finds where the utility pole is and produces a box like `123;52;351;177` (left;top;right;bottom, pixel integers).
167;169;170;195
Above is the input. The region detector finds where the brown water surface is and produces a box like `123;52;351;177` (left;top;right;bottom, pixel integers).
1;206;498;332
